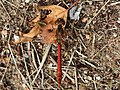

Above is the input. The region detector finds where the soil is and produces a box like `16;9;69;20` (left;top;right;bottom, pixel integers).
0;0;120;90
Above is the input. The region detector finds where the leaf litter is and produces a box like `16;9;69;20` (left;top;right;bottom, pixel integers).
0;0;120;90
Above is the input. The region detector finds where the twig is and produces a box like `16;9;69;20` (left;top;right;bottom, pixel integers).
75;67;78;90
61;0;69;8
31;49;38;69
75;50;87;58
109;1;120;6
91;33;96;56
8;31;33;90
32;44;51;85
5;0;18;8
63;70;75;83
0;0;11;19
74;27;87;49
23;55;33;89
41;69;44;88
93;75;98;90
62;50;75;82
81;59;97;69
92;44;108;59
84;0;110;30
31;42;41;66
78;73;86;83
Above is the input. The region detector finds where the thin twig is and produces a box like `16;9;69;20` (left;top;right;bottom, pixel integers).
41;69;44;88
74;27;87;49
5;0;18;8
23;56;33;89
0;0;11;19
31;49;38;69
81;59;97;68
8;31;33;90
62;50;75;82
91;44;108;59
91;33;96;56
78;73;86;83
84;0;110;30
75;67;78;90
61;0;69;8
93;75;98;90
31;42;41;66
75;50;87;58
32;44;51;85
109;1;120;6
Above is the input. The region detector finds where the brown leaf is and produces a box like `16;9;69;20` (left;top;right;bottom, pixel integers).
22;24;40;38
14;5;68;44
39;24;56;43
38;5;67;25
36;5;67;43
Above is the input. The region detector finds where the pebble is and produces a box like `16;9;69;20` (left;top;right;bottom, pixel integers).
25;0;30;3
96;76;101;80
84;79;89;83
117;18;120;24
14;34;19;41
83;71;87;74
87;76;92;80
113;33;117;37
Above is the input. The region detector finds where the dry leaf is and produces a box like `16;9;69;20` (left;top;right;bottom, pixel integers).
14;5;68;44
22;24;40;38
37;5;67;43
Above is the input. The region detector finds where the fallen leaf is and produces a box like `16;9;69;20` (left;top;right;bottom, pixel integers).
22;24;40;38
37;5;67;25
14;5;68;44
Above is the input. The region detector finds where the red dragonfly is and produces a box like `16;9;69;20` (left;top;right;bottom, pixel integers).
37;0;79;87
55;18;65;87
55;0;79;87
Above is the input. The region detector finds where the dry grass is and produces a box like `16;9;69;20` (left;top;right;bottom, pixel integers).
0;0;120;90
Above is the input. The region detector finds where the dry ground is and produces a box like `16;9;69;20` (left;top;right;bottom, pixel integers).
0;0;120;90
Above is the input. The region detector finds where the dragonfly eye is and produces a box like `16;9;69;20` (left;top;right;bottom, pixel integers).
40;9;52;15
43;9;52;15
55;18;65;25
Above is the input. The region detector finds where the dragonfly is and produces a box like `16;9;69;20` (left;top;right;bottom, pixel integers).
55;18;65;87
14;0;79;88
38;0;78;89
52;0;79;87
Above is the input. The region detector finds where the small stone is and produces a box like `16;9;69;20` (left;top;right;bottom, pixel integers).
87;76;92;80
83;71;87;74
96;76;101;80
113;33;117;37
84;79;89;83
14;35;19;41
25;0;30;3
